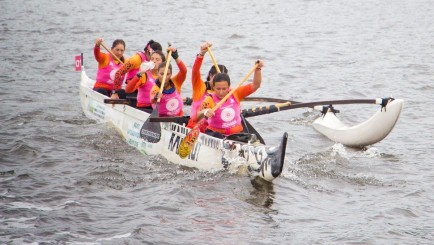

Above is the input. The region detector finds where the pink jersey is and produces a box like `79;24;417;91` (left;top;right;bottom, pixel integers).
137;70;156;106
154;89;184;116
95;55;123;89
207;93;241;135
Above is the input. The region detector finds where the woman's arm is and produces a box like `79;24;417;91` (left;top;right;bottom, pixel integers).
125;72;146;93
191;43;210;100
251;59;264;91
197;96;214;120
172;59;187;92
93;38;109;67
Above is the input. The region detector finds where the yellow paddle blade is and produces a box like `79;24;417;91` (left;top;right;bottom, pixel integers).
178;140;194;159
177;119;204;159
178;131;199;159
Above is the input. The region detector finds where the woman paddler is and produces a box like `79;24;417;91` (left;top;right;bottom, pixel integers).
197;60;264;138
186;42;228;131
93;38;126;98
149;46;188;117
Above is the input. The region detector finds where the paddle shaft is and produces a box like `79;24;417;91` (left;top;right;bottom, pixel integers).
209;63;259;114
100;42;124;64
157;50;172;103
207;47;220;73
242;99;379;118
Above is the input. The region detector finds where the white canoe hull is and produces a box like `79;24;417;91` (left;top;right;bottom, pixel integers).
79;69;287;182
312;99;403;147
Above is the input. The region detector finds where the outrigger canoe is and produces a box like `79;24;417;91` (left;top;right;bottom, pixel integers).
79;67;288;182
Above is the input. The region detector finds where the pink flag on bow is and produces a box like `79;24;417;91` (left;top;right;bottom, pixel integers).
75;55;82;71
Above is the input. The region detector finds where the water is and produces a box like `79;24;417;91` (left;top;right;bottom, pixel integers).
1;0;434;244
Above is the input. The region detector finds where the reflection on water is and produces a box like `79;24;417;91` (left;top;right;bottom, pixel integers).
246;177;275;209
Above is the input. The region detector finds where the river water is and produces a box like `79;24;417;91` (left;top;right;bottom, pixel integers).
1;0;433;244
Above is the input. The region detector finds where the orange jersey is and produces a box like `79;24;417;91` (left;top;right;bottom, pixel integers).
113;53;143;90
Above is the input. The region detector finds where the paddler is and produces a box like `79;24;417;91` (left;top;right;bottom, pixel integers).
149;46;188;117
93;38;126;98
196;60;264;138
186;42;228;131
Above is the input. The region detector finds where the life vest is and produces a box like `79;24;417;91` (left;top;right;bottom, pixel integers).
207;92;242;136
95;55;123;90
152;81;183;116
136;70;156;106
126;52;147;81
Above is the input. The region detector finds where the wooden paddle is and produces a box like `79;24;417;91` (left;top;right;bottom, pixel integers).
177;63;259;159
100;42;124;64
139;46;173;143
207;46;221;73
241;98;388;118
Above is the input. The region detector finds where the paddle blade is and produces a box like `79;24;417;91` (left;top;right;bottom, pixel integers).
177;119;206;159
140;105;161;143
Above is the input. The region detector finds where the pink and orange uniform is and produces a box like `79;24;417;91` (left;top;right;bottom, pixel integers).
150;60;187;117
93;46;124;91
199;84;255;136
125;70;158;108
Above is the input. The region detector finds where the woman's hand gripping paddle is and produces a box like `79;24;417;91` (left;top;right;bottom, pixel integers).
177;63;259;159
140;44;173;143
207;46;221;73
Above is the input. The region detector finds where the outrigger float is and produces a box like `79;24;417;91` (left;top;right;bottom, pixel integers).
242;97;403;148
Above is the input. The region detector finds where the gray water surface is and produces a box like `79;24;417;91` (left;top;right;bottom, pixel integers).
1;0;433;244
